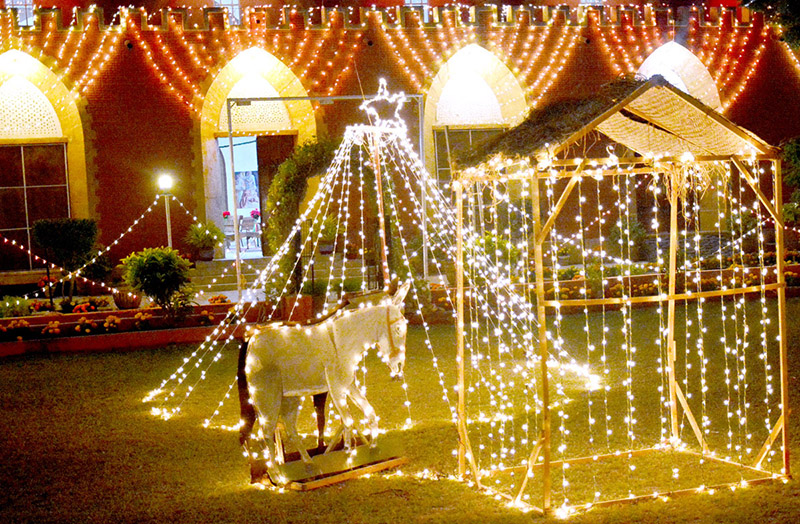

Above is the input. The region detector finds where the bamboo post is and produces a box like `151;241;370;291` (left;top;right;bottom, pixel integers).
665;182;680;442
773;159;791;477
369;130;391;285
454;180;483;483
530;174;552;513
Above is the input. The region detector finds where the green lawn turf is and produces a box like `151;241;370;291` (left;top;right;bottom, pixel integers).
2;300;800;523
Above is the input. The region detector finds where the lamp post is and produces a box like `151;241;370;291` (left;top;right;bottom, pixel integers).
157;173;174;248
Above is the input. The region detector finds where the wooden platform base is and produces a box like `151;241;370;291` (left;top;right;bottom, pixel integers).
258;438;407;491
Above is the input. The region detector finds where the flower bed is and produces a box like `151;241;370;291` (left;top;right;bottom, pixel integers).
0;301;273;357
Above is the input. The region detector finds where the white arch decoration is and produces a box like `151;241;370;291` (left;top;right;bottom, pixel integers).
423;44;527;173
0;76;62;139
637;41;722;111
218;74;292;133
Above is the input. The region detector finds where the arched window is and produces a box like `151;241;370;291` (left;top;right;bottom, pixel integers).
0;75;69;270
425;44;526;195
218;75;292;134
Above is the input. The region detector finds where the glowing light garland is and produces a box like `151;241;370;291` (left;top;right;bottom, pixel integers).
0;10;120;100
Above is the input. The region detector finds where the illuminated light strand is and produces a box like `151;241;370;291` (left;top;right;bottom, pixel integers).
712;26;746;86
719;25;769;111
0;232;140;305
691;185;710;445
150;140;345;413
784;41;800;80
126;12;197;111
73;29;118;95
733;166;752;461
0;195;164;307
151;32;203;102
544;172;571;505
526;26;580;109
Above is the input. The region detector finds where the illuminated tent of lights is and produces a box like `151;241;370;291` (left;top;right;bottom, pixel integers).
452;74;789;515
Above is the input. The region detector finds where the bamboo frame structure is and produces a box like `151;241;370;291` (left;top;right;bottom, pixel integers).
452;153;790;515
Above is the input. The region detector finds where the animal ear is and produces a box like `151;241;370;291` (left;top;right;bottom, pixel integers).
386;278;399;295
392;281;411;306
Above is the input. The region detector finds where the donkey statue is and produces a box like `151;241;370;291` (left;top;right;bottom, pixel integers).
237;282;410;480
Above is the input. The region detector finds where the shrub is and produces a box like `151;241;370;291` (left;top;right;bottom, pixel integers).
264;138;337;255
80;245;113;284
0;297;31;318
121;247;193;320
184;222;224;253
318;214;339;244
608;218;647;260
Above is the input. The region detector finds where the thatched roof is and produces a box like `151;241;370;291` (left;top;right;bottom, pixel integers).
456;74;776;171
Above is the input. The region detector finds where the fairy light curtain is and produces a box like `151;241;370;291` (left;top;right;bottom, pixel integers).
453;75;789;516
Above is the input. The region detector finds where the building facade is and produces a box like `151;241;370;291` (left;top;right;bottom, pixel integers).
0;3;798;271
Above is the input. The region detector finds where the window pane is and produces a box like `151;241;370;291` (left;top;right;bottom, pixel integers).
0;188;26;229
24;145;66;187
0;228;31;270
0;146;23;187
471;129;503;145
26;187;69;223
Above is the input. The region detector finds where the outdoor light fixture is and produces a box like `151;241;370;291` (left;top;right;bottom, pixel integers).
157;173;174;247
157;173;174;193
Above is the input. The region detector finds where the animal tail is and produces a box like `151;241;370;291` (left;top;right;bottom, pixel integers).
237;338;256;446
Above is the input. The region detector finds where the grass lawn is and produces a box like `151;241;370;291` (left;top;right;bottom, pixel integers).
2;299;800;523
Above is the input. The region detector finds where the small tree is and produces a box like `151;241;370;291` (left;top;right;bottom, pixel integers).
121;247;193;321
32;218;98;302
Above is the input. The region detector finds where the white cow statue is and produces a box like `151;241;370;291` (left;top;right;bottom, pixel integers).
237;282;410;476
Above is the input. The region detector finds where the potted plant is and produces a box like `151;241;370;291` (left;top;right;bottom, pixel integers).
184;222;224;261
318;215;338;255
112;287;142;310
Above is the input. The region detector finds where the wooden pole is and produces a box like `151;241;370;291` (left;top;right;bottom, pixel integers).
454;180;472;479
369;131;391;285
774;159;791;477
530;174;552;513
666;182;680;442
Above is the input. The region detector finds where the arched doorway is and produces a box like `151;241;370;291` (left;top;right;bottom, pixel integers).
198;47;316;255
423;44;527;196
0;49;87;270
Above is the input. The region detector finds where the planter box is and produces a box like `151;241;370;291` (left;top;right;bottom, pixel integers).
0;302;267;350
279;295;314;323
0;325;248;358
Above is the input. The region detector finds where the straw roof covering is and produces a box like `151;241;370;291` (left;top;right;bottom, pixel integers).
456;75;776;171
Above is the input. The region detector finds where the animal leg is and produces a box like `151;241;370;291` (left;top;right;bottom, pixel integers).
280;397;314;464
325;374;355;451
313;392;328;451
346;385;380;446
248;367;284;479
